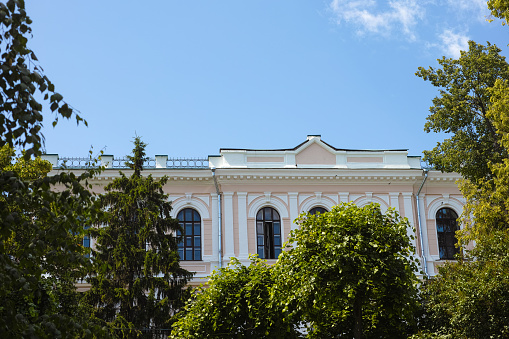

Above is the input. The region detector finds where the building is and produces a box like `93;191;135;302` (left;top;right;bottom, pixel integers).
43;135;464;286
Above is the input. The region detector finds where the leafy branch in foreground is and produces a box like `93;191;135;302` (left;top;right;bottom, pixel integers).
0;0;86;158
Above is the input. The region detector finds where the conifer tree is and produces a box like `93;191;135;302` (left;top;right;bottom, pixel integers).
85;137;193;335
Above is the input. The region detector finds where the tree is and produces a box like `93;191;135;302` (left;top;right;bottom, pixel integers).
415;40;509;182
170;256;300;339
488;0;509;25
0;1;106;336
0;1;85;158
415;79;509;338
0;156;105;338
414;233;509;339
274;203;420;339
413;10;509;333
85;137;193;336
0;144;52;180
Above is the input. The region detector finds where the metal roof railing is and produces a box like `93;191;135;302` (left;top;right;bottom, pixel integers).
56;157;209;169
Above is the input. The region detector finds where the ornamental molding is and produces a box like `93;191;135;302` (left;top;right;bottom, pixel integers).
170;195;211;219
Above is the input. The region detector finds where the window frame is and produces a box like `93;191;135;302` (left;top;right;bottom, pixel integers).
436;207;459;260
309;206;328;215
256;207;282;259
177;208;202;261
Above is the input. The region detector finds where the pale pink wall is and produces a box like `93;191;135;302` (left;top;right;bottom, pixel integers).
203;219;212;256
247;217;255;255
347;157;383;163
427;219;438;256
295;143;335;165
282;218;291;243
247;156;284;162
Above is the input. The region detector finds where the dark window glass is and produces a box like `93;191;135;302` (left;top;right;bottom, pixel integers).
177;208;202;261
81;225;90;258
309;207;328;215
436;208;459;260
256;207;282;259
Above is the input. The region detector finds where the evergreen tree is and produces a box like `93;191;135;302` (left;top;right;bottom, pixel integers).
85;137;193;336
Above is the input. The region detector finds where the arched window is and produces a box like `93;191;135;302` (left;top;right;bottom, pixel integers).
177;208;201;261
436;207;459;260
309;206;328;215
256;207;281;259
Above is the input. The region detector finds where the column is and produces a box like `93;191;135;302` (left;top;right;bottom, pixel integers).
389;192;400;213
211;193;219;269
223;192;235;261
288;192;299;231
237;192;249;260
418;194;433;275
402;192;417;248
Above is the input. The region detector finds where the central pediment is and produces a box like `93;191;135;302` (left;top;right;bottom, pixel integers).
208;135;419;169
295;141;335;165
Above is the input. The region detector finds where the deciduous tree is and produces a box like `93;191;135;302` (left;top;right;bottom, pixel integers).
0;1;106;336
170;256;299;339
275;203;420;339
416;41;509;182
488;0;509;25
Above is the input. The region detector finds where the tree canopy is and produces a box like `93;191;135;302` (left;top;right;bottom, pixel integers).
170;256;299;339
0;1;106;336
416;40;509;182
414;4;509;336
274;203;420;339
488;0;509;25
0;0;85;158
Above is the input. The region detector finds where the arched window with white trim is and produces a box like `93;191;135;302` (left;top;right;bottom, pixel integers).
177;208;201;261
256;207;281;259
436;207;459;260
309;206;328;215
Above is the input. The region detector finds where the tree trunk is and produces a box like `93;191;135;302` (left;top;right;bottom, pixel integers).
353;296;364;339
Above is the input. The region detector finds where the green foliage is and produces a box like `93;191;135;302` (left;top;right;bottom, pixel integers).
0;144;52;180
0;1;106;336
416;232;509;338
454;79;509;245
416;41;509;181
0;0;85;158
274;203;420;339
85;137;193;334
488;0;509;25
171;256;300;339
0;167;107;337
420;78;509;338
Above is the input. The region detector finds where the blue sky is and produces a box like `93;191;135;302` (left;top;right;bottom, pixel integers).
26;1;507;159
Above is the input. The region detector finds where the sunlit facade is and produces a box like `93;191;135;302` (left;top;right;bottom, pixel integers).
45;135;464;286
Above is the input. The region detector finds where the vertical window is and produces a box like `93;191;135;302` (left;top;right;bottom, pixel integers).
177;208;201;261
309;206;328;215
83;234;90;258
436;207;459;260
256;207;281;259
80;225;90;258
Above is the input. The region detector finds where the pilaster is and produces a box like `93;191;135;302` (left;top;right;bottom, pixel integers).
223;192;235;261
237;192;249;260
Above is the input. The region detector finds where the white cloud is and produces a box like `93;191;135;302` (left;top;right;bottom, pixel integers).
439;29;470;58
447;0;486;12
329;0;424;40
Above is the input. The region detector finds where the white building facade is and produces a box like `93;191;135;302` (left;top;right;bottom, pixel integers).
44;135;464;285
